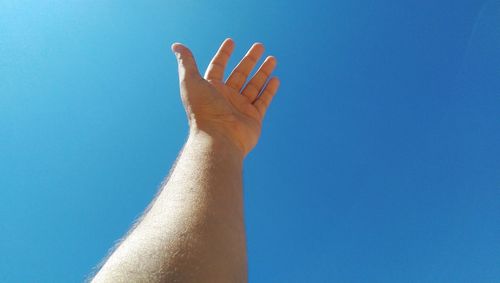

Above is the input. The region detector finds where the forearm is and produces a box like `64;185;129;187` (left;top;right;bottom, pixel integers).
92;130;247;282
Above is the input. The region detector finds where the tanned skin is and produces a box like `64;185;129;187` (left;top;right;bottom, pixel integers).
91;38;280;283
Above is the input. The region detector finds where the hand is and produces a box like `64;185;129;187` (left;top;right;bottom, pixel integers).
171;38;280;156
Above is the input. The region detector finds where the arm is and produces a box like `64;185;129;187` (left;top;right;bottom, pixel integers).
91;38;280;282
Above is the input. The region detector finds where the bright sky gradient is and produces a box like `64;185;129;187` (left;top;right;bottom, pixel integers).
1;1;499;282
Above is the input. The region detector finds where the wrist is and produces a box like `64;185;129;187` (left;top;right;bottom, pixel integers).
188;126;246;160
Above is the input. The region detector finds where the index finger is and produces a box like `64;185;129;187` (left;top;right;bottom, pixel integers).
204;38;235;81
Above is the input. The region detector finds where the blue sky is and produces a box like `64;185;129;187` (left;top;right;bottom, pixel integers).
1;1;499;282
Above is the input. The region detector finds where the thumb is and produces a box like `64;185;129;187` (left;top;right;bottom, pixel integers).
171;43;201;81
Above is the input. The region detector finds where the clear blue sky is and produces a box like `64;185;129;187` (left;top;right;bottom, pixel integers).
1;1;499;282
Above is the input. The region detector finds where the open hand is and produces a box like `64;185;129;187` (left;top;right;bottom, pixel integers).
171;38;280;156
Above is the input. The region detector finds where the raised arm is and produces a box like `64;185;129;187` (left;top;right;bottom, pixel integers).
91;38;279;283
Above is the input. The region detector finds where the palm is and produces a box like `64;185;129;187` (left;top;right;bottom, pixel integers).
209;79;261;121
173;39;280;155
